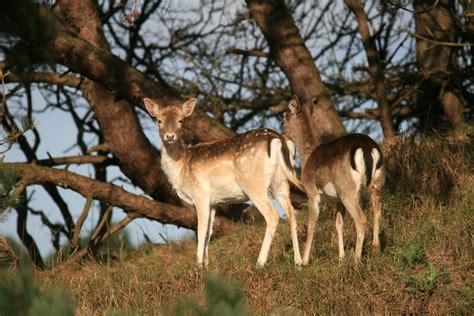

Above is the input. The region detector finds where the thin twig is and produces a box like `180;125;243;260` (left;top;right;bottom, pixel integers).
401;29;473;47
90;205;113;242
0;67;7;125
100;212;140;242
87;144;110;154
383;0;439;14
70;195;94;251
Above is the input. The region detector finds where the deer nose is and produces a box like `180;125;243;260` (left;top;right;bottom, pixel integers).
165;134;175;141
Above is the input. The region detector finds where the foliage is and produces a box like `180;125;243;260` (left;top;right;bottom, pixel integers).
384;130;473;202
397;243;427;267
170;274;251;316
0;266;74;316
0;236;19;270
405;261;448;296
0;164;21;222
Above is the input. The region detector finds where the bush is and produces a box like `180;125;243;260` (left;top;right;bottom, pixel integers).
0;266;74;316
171;274;251;316
383;133;473;202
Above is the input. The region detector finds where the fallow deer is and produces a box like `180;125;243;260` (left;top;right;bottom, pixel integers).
282;96;384;265
144;97;304;267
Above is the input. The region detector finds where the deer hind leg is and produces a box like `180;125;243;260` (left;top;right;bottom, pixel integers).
272;180;302;266
335;203;346;261
339;192;367;264
243;184;279;267
302;194;321;265
194;197;212;267
369;172;383;251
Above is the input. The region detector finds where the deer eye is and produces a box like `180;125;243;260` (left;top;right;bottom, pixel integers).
158;120;162;124
178;119;183;124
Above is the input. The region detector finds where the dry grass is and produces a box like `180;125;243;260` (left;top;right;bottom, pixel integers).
2;133;474;315
0;236;19;272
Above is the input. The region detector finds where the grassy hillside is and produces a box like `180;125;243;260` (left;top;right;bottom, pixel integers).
1;133;473;315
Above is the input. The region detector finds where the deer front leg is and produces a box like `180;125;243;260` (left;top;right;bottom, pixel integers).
273;184;302;266
251;198;280;267
204;208;216;266
302;194;321;265
194;197;211;267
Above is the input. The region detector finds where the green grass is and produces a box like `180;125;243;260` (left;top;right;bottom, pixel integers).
1;133;473;315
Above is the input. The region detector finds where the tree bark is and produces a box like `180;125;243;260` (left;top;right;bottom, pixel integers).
9;162;234;234
414;0;465;130
246;0;346;144
344;0;396;140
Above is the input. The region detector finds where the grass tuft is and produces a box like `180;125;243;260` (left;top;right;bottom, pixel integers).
169;274;251;316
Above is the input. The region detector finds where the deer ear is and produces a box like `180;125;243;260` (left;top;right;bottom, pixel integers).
288;95;301;115
309;96;319;115
182;98;196;117
144;98;160;117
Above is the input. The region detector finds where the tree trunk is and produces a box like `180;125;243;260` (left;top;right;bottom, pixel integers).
345;0;396;140
414;0;465;130
246;0;346;144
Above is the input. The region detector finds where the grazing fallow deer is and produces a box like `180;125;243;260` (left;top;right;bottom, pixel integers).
282;96;384;265
144;97;304;267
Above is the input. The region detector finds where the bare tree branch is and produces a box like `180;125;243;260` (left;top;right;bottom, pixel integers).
36;155;114;167
7;162;234;234
70;195;93;251
345;0;396;140
225;48;269;58
4;71;82;88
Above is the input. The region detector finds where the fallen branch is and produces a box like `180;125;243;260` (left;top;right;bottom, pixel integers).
7;162;234;234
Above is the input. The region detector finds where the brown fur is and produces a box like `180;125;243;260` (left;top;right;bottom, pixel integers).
283;96;385;265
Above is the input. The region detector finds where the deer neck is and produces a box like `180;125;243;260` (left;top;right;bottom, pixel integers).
162;141;183;161
294;137;315;170
291;110;320;169
161;141;186;183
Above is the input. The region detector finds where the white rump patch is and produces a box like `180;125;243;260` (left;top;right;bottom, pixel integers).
322;182;338;198
371;148;381;175
269;138;281;168
313;194;321;219
285;139;297;166
350;148;365;190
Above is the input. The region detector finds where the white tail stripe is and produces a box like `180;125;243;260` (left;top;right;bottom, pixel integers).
285;139;297;166
350;148;365;191
371;148;381;179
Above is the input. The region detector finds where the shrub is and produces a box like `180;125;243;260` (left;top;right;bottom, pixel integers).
0;266;74;316
170;274;251;316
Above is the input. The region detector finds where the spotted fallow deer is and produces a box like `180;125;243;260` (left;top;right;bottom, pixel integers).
282;96;384;265
143;97;304;267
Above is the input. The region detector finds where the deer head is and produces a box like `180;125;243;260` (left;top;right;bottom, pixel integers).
143;98;196;144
